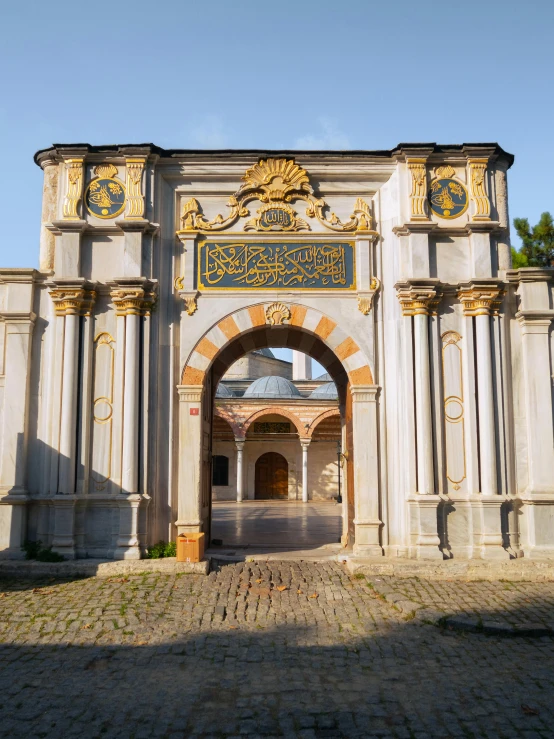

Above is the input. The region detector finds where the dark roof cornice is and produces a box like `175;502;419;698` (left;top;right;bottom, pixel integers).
34;142;514;168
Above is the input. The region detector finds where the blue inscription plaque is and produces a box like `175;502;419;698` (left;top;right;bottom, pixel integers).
197;241;356;290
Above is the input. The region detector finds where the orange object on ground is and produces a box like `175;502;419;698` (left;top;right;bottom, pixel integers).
176;533;205;563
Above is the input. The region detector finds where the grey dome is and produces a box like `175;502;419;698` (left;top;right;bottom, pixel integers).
315;372;332;381
243;375;302;399
215;382;235;398
310;382;338;399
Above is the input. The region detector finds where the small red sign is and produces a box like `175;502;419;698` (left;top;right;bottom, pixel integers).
189;408;200;416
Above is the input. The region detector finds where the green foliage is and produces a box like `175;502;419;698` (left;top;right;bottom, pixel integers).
513;212;554;267
22;540;65;562
511;246;529;269
145;540;176;559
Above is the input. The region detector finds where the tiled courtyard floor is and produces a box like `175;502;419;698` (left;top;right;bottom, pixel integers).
1;561;554;738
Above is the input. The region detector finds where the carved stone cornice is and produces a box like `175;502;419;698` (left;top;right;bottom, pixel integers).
457;280;505;316
506;268;554;284
395;279;443;316
108;278;157;316
392;222;438;237
49;279;97;316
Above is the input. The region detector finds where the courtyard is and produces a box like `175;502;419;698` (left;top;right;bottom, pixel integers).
1;561;553;738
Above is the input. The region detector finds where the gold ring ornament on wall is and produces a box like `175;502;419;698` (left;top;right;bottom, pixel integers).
428;165;469;219
93;396;113;423
85;164;126;219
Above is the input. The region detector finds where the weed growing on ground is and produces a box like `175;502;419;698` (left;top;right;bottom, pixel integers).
22;540;65;562
145;541;176;559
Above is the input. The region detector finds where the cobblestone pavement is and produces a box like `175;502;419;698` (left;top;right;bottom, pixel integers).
366;575;554;628
1;562;553;739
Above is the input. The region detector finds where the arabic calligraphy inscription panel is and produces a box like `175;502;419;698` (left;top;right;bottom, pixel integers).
197;241;355;290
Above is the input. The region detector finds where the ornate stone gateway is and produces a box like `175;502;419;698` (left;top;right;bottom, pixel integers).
0;142;553;562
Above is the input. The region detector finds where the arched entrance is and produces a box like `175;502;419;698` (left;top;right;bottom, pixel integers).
177;301;382;556
255;452;289;499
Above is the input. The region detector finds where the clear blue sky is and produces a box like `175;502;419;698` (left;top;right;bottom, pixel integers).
1;0;552;272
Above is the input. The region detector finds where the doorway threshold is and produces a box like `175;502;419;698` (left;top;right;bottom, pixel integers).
206;543;344;562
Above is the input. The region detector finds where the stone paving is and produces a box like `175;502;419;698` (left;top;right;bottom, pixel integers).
0;561;553;738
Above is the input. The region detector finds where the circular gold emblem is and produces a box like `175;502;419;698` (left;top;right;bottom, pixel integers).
428;178;469;219
85;177;126;219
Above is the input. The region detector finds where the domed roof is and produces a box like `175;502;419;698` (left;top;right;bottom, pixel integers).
243;375;302;399
215;382;235;398
310;382;338;399
315;372;332;381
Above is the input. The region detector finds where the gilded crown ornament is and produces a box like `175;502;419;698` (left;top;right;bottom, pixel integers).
177;158;376;235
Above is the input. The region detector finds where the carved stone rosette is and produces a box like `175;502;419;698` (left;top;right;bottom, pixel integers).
62;159;85;220
125;158;146;219
49;281;96;316
457;282;504;316
467;158;491;221
395;281;442;316
407;158;428;220
110;280;157;316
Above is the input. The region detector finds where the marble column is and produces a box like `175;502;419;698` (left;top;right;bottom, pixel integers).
300;438;310;502
351;385;383;556
176;385;204;535
49;279;96;558
396;279;443;559
458;280;506;559
110;278;156;559
235;439;245;503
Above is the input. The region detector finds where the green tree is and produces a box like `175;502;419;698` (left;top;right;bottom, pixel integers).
511;246;529;268
513;212;554;267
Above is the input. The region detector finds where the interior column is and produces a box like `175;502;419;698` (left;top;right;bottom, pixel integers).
235;438;245;503
300;438;310;502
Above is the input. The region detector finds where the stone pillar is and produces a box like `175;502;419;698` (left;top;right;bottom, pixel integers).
351;385;383;556
300;438;310;502
0;270;37;558
235;438;245;503
396;279;443;559
176;385;204;534
292;352;312;380
49;279;96;558
110;278;156;559
458;282;503;495
458;280;506;559
396;280;441;495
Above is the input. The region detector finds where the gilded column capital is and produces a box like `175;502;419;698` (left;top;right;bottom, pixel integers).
395;279;442;316
457;280;504;316
108;278;157;316
62;158;85;220
467;158;491;221
125;157;146;220
49;279;97;316
407;157;429;221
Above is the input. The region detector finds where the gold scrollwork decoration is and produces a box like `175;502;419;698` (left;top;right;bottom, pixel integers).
125;158;146;219
63;159;85;219
177;158;377;235
468;158;491;221
407;158;428;220
357;277;381;315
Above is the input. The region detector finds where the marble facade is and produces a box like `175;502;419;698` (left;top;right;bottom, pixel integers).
0;143;552;560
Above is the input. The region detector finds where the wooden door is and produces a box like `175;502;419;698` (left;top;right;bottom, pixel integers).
255;452;288;499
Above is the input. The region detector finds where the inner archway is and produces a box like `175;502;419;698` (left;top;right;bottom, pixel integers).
255;452;288;499
177;301;382;557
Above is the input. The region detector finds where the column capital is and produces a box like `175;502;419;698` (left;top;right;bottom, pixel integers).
350;384;380;402
177;385;203;403
108;277;157;316
516;310;554;333
457;280;505;316
395;278;442;316
234;438;245;450
49;278;97;316
299;437;311;448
